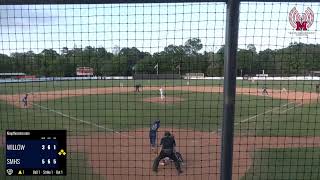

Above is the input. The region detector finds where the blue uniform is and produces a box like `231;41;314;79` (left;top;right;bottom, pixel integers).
149;120;160;148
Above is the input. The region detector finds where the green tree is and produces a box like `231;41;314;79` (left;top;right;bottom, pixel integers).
0;54;12;73
184;38;203;55
40;49;60;76
135;55;156;74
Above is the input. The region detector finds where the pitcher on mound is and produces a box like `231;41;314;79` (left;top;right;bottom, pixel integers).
159;87;165;100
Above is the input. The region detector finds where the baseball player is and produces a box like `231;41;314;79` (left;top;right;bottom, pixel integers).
152;131;183;174
22;94;28;107
159;87;165;100
149;119;160;152
135;83;141;92
316;84;320;94
281;87;288;94
262;86;269;96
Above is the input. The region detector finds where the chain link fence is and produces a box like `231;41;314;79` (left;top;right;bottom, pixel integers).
0;0;319;179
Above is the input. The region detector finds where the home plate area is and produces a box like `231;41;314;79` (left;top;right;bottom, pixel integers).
160;152;184;166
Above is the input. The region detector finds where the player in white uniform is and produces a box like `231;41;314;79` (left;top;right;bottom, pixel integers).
281;87;288;94
159;87;165;100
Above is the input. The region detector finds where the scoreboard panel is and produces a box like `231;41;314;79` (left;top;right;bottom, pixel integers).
6;130;67;176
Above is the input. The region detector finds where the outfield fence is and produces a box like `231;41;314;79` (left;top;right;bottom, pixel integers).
3;76;320;84
0;0;319;180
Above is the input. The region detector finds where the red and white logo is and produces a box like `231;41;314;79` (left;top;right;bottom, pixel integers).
289;7;314;31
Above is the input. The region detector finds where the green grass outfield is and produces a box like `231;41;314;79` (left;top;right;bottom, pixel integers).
0;79;318;95
1;80;320;179
243;148;320;180
1;90;319;136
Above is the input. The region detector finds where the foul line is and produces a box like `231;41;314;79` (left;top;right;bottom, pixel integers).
235;102;295;125
280;103;302;113
32;102;120;134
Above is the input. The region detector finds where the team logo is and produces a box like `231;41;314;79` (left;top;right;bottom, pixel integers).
289;7;315;36
289;7;314;31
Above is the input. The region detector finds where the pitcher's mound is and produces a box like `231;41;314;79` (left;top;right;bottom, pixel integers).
143;96;184;104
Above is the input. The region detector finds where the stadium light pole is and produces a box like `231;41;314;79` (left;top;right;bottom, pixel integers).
220;0;240;180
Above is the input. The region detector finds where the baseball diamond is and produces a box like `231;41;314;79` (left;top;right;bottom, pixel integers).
1;79;320;179
1;1;320;180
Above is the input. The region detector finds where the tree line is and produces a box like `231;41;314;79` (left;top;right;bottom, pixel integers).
0;39;319;77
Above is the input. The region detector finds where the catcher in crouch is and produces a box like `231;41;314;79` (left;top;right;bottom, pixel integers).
152;131;183;174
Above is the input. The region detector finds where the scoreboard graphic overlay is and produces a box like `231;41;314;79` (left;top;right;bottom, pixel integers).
6;130;67;176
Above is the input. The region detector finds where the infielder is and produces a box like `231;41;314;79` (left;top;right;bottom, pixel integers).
22;94;28;107
159;87;165;100
281;87;288;94
135;83;141;92
152;131;183;174
262;86;269;96
149;119;160;152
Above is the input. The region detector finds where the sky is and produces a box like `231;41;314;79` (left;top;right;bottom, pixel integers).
0;2;319;55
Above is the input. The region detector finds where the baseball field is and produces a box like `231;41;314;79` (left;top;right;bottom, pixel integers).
1;79;320;180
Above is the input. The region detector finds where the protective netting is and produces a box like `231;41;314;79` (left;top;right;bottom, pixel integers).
0;2;224;180
236;2;320;180
0;1;319;180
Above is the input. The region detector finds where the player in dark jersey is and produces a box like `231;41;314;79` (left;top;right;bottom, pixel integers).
135;83;142;92
152;131;183;174
262;86;269;96
22;94;28;107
